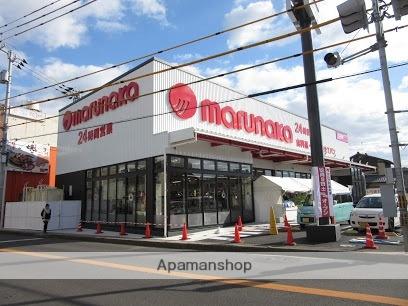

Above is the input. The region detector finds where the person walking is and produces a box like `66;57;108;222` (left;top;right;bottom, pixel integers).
41;204;52;233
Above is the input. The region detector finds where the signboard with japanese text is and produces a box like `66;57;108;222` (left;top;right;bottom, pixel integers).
312;166;333;218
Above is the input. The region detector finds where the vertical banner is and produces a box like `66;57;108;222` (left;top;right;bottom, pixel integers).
325;167;334;216
312;166;331;218
312;167;322;218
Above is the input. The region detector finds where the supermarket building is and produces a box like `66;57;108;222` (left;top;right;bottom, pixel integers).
56;57;356;234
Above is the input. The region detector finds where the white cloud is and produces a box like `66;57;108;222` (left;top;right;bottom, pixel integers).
0;0;168;50
129;0;168;25
27;58;130;114
224;1;292;49
95;20;131;33
399;75;408;90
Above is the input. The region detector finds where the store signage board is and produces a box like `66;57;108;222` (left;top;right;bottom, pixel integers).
7;141;49;173
165;83;347;159
312;166;334;218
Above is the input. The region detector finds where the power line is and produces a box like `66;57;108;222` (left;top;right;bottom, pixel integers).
6;16;342;111
0;0;325;104
10;60;408;142
0;0;81;36
0;0;97;43
0;0;64;30
6;23;408;129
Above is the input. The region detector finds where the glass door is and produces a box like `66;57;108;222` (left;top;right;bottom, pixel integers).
126;177;136;224
116;178;126;223
217;175;230;225
203;174;217;225
135;174;146;225
187;173;202;227
230;176;242;224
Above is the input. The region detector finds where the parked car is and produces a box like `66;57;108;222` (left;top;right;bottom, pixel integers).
297;193;354;229
350;193;400;231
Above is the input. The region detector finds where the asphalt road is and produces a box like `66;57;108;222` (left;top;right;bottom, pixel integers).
0;232;407;306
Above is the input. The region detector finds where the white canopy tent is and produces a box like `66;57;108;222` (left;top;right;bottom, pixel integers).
254;175;350;223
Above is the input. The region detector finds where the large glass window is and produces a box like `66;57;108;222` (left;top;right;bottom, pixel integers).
127;162;136;172
127;177;136;222
275;170;282;177
230;177;241;211
202;174;216;212
216;175;229;211
170;156;184;168
242;177;253;221
116;178;126;222
229;163;240;173
203;160;215;171
108;178;116;222
241;164;251;174
169;173;185;214
187;173;201;213
136;174;146;224
86;189;92;220
217;161;228;172
92;181;100;221
154;156;164;225
100;180;108;222
187;158;201;170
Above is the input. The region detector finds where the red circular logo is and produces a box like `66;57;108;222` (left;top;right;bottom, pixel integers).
63;111;72;131
168;83;197;119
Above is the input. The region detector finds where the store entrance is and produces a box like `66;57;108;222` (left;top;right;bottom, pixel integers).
167;155;254;229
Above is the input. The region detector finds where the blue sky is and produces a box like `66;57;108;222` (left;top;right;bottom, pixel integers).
0;0;407;165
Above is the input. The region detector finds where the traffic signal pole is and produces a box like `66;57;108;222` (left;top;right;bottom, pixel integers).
293;1;329;226
372;0;408;252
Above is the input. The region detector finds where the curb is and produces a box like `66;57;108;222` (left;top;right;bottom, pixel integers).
0;229;347;252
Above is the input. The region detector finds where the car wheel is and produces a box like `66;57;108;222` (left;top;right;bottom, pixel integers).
387;218;395;232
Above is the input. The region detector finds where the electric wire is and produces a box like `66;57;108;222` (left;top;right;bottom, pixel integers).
0;0;64;30
6;23;408;128
6;15;342;111
0;0;81;36
0;0;325;103
10;60;408;142
0;0;98;43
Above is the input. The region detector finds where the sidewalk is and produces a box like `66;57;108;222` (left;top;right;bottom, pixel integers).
1;224;404;252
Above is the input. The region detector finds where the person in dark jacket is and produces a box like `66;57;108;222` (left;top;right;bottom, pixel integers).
41;204;51;233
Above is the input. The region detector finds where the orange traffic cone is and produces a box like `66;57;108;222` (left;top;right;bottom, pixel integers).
180;223;188;240
285;224;296;246
283;214;290;231
376;216;388;240
119;223;127;236
237;216;243;231
95;222;103;234
364;223;378;249
76;221;83;232
145;223;151;239
233;223;241;243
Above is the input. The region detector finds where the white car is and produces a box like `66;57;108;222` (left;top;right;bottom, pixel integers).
350;194;401;231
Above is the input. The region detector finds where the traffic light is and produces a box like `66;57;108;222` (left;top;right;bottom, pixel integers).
337;0;369;34
324;52;341;68
392;0;408;20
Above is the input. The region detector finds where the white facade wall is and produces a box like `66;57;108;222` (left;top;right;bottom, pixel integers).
152;59;349;163
57;58;350;174
57;60;167;175
8;109;58;146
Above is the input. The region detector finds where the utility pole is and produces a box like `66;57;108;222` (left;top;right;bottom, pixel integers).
371;0;408;252
0;49;14;228
291;0;328;226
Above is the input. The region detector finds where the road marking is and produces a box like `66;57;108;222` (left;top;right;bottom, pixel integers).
0;238;43;244
1;248;407;306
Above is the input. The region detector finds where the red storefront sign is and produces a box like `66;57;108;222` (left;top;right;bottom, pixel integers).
168;83;293;144
63;82;140;131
